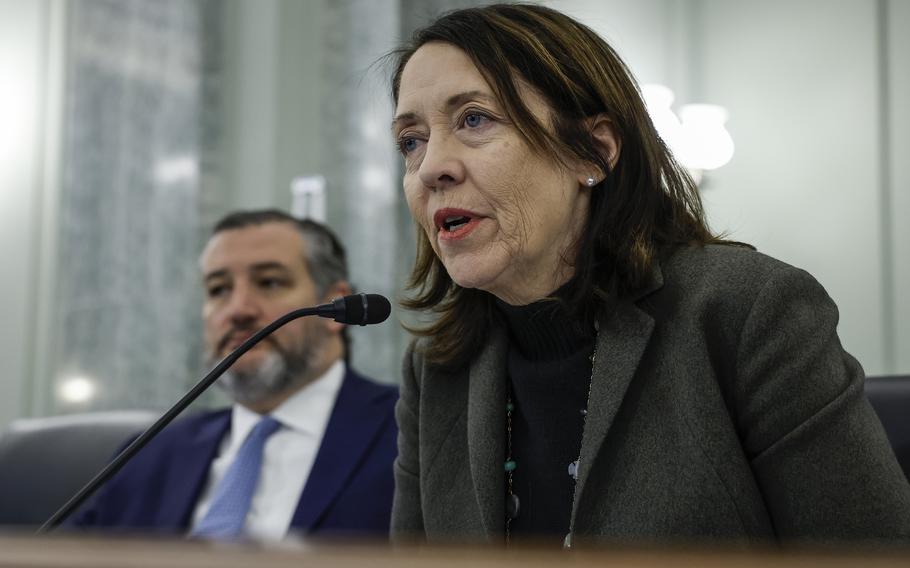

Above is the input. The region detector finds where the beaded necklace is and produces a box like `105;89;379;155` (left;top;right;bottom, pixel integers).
504;321;599;548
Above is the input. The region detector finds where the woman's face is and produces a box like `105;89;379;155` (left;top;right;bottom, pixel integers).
393;42;591;305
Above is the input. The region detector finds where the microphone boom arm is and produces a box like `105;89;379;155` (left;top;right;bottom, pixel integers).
37;305;321;533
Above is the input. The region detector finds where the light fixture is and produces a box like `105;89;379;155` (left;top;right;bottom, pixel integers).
641;84;684;155
153;155;199;185
58;374;97;404
291;175;327;221
678;104;735;171
641;84;734;181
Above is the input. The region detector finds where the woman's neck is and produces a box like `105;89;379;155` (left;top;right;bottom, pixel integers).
495;293;593;361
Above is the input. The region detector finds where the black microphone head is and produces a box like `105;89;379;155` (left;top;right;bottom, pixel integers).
332;293;391;325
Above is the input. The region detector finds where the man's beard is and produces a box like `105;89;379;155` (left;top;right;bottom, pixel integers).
209;334;321;407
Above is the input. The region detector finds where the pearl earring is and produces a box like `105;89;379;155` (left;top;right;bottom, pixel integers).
585;177;596;187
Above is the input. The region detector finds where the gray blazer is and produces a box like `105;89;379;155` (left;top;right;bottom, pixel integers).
392;245;910;545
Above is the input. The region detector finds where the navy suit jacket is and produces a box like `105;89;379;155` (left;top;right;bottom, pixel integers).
72;368;397;537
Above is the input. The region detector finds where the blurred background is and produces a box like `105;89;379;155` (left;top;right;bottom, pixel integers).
1;0;907;429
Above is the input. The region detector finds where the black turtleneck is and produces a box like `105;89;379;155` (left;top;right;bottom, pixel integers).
496;296;595;543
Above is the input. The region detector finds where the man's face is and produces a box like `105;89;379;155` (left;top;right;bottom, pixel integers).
199;222;329;405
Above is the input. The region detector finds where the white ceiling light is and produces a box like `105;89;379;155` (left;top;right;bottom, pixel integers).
642;84;684;154
678;104;735;171
641;84;735;177
58;375;97;404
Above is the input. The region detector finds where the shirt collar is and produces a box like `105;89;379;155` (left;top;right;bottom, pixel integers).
230;359;346;445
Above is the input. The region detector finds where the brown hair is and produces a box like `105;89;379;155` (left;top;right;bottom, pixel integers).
391;3;728;369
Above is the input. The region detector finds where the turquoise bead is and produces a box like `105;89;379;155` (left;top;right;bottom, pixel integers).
506;402;514;412
504;460;517;472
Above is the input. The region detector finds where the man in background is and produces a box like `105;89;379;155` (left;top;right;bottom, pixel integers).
73;209;397;541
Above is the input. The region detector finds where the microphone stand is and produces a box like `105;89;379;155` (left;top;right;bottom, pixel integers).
37;306;321;533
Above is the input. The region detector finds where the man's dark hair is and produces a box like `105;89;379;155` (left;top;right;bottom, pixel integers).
211;209;352;360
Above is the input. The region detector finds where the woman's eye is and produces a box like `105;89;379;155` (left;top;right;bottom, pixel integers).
399;137;420;154
396;132;425;156
463;112;488;128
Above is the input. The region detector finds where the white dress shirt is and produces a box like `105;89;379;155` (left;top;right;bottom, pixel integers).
190;360;345;541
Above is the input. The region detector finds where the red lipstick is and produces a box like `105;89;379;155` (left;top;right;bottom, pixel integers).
433;208;483;241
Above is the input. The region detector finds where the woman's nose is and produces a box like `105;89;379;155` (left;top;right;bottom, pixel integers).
417;134;465;191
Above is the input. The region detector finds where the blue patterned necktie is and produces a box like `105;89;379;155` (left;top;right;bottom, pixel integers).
191;415;282;540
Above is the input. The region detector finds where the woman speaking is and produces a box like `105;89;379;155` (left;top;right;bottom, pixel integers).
388;3;910;547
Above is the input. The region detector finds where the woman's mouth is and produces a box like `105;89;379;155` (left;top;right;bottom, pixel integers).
442;216;470;231
433;208;483;241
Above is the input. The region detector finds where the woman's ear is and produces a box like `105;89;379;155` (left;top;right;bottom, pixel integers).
576;114;621;187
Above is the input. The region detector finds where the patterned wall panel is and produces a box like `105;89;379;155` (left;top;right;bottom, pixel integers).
52;0;217;413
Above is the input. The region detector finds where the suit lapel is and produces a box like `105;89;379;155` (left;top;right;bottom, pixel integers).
155;411;230;528
570;267;662;527
466;325;509;539
290;370;390;531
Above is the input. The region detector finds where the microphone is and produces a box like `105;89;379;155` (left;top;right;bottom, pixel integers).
38;293;390;533
315;293;392;326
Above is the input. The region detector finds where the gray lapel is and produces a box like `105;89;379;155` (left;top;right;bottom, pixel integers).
466;325;509;539
570;267;662;528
